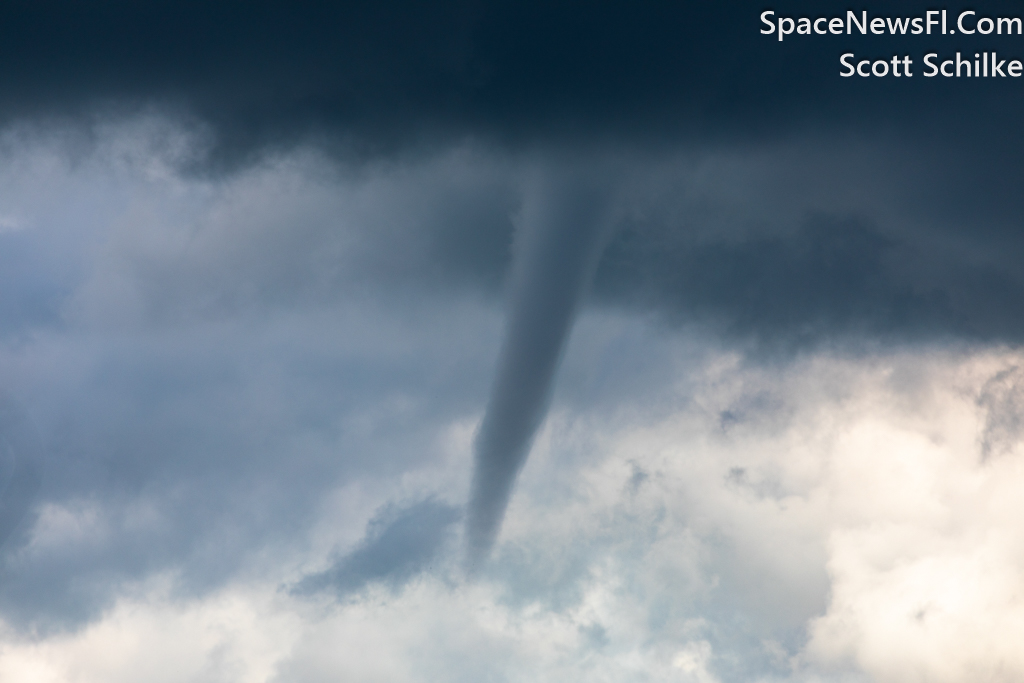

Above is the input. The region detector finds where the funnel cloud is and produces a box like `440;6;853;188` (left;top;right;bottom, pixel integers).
465;166;617;569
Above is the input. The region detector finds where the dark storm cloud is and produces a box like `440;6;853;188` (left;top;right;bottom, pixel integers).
2;0;1023;163
596;212;1024;345
296;498;461;596
1;1;1023;349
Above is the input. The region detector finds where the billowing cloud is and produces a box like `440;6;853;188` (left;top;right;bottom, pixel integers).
2;331;1023;681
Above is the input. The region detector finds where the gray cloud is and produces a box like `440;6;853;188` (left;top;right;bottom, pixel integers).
296;498;461;596
977;365;1024;461
0;297;501;629
0;396;42;552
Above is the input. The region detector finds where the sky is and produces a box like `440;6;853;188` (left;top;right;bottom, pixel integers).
2;2;1024;681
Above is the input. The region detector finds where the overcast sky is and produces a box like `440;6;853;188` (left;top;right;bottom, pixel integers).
2;2;1024;682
